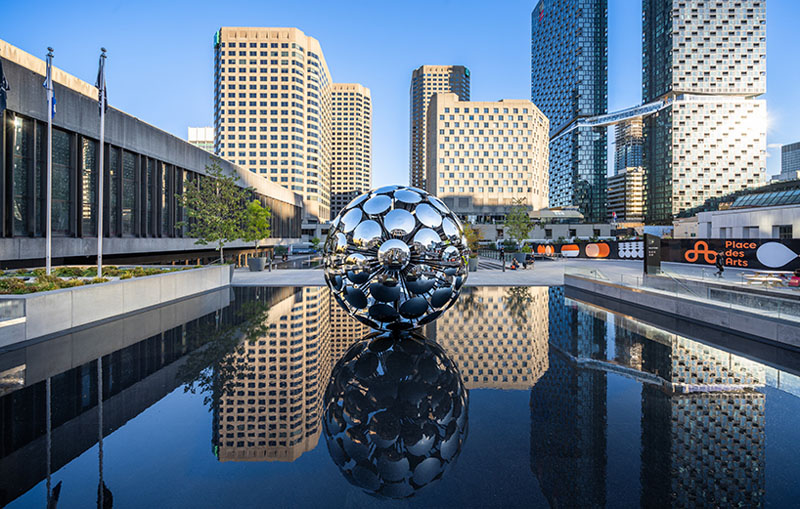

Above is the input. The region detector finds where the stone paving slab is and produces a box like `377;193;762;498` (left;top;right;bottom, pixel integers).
231;259;653;287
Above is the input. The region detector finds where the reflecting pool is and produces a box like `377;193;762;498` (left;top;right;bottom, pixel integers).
1;286;799;508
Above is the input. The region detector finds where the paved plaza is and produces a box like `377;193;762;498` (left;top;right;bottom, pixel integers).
231;258;760;287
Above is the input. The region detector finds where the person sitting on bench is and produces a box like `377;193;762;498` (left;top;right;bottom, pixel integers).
509;258;519;270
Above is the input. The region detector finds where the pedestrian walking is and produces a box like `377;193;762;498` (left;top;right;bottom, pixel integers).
499;246;505;272
714;251;725;278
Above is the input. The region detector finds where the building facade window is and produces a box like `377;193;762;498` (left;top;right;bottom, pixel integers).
81;137;97;235
121;151;136;236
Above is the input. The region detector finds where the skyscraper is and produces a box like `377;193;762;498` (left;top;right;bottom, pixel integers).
642;0;767;223
779;141;800;181
213;27;333;221
608;119;644;222
425;93;550;219
531;0;608;222
330;83;372;218
409;65;470;189
614;119;642;174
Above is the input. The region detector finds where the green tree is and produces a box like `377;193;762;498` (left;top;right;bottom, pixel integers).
505;198;533;248
242;199;272;256
462;223;482;256
177;159;251;264
310;236;322;252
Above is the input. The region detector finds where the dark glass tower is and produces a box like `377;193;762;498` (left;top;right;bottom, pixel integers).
531;0;608;222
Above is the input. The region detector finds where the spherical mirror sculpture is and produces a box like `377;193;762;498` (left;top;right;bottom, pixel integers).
324;186;468;331
323;331;469;499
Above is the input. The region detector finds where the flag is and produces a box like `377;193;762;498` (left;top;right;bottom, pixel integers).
95;50;107;115
43;51;55;119
0;58;9;113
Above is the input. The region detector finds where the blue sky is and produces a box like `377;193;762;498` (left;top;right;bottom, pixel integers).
3;0;797;186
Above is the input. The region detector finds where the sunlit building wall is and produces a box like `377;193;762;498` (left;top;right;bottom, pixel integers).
409;65;470;189
330;83;372;218
425;93;549;219
213;27;333;221
642;0;767;223
187;126;215;152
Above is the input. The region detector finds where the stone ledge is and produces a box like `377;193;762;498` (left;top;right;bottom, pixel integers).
0;265;231;347
564;273;800;350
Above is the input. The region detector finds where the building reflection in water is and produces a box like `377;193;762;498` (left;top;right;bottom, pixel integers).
211;287;371;463
0;286;269;507
429;286;550;390
530;287;766;508
211;287;331;462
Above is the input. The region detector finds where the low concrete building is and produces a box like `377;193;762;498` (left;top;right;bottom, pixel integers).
673;216;698;239
674;184;800;239
0;40;303;266
696;205;800;239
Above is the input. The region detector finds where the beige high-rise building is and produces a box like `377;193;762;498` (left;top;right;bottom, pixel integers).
330;83;372;218
409;65;470;189
425;93;549;220
215;287;331;462
608;168;644;223
213;27;333;221
430;287;549;390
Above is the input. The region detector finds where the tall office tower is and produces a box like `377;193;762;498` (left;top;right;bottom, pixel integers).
330;83;372;218
607;168;644;222
608;119;645;222
614;119;643;173
214;287;331;462
214;27;333;221
531;0;608;222
409;65;470;189
188;127;215;151
425;93;549;220
642;0;767;223
779;141;800;181
430;287;549;390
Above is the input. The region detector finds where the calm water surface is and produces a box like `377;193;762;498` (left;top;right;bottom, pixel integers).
1;286;799;508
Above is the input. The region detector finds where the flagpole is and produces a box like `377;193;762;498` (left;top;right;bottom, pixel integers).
96;48;107;278
45;48;54;276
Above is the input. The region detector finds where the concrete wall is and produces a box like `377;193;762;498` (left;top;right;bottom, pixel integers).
0;265;230;346
564;273;800;350
0;287;230;385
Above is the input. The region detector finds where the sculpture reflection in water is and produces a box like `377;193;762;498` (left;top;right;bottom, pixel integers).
322;329;468;499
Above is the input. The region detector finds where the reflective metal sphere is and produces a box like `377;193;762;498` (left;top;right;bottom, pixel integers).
324;186;468;331
323;330;469;499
